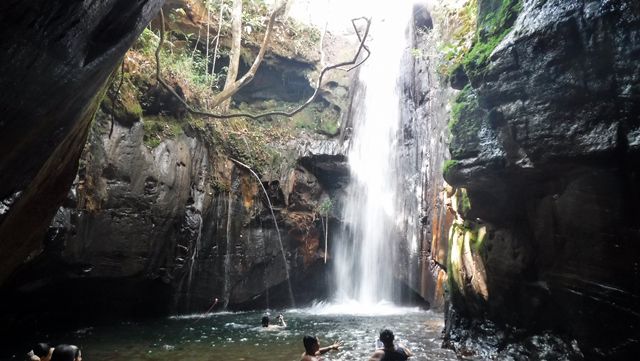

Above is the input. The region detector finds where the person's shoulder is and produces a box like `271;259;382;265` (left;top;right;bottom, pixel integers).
371;349;385;357
396;345;412;357
369;350;385;361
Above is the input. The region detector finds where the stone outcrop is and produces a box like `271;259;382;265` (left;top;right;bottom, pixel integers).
0;0;165;285
444;0;640;359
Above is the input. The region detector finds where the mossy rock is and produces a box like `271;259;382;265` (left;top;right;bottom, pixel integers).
449;85;486;159
463;0;523;82
101;81;143;127
142;115;184;149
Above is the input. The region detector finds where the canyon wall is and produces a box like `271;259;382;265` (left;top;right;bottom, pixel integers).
0;0;165;286
443;0;640;359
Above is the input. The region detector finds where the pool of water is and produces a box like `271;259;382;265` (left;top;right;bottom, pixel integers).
15;304;456;361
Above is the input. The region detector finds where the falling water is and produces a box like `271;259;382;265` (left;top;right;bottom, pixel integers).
333;3;413;305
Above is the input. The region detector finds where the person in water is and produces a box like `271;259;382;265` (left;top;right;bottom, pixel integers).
50;345;81;361
369;329;413;361
27;343;53;361
300;335;342;361
261;313;286;328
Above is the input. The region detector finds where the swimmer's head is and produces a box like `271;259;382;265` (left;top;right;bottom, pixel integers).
261;315;269;327
51;345;81;361
379;329;395;348
303;335;319;354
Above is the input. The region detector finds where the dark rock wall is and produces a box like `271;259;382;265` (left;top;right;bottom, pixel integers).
444;0;640;358
0;0;165;285
1;108;339;332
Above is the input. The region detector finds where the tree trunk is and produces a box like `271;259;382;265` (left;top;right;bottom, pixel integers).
220;0;242;112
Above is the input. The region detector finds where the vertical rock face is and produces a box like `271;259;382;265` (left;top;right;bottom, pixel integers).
0;0;165;285
403;4;453;309
444;0;640;358
2;109;341;330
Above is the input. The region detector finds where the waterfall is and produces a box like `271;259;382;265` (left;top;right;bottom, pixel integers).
333;3;414;305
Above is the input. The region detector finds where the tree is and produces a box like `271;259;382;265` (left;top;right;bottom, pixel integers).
155;2;372;120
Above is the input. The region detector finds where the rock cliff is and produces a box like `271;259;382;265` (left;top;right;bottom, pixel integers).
443;0;640;358
0;0;355;335
0;0;165;286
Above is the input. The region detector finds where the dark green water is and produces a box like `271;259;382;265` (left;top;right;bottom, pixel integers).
15;305;456;361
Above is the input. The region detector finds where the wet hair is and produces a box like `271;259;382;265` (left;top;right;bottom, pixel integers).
32;343;51;358
50;345;80;361
261;315;269;327
303;335;319;353
380;329;395;348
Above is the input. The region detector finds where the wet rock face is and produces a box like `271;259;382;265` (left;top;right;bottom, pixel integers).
1;110;340;331
402;4;452;310
445;0;640;358
0;0;165;284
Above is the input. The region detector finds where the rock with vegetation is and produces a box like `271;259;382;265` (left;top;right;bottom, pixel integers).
0;0;356;331
443;0;640;359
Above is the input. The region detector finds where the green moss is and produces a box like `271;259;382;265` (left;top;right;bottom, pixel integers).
291;102;341;136
443;159;459;176
317;118;340;136
142;115;184;148
459;188;472;215
446;218;487;302
462;0;522;79
448;84;485;159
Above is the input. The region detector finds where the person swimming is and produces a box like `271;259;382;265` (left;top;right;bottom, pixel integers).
300;335;342;361
50;345;81;361
261;313;286;328
369;329;413;361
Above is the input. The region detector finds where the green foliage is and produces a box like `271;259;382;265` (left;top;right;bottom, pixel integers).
163;49;220;94
462;0;523;79
317;198;333;216
134;27;160;56
242;0;269;32
436;0;478;77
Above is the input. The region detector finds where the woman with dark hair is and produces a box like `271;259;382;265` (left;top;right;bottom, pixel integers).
50;345;81;361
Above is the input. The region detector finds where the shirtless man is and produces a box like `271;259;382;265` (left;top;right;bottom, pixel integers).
300;335;342;361
369;329;413;361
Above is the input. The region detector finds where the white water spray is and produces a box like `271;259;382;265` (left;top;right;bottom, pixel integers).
333;3;414;306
